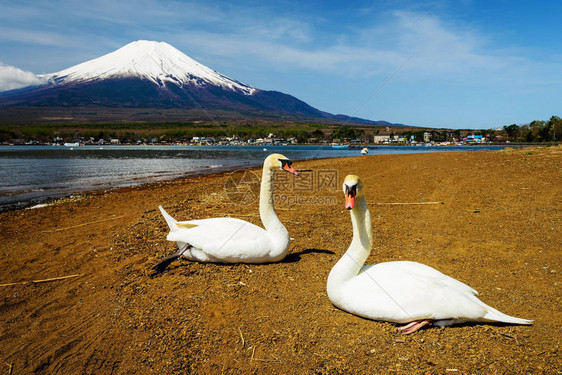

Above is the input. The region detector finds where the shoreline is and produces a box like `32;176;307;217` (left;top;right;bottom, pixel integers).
0;144;514;213
0;162;262;213
0;146;560;373
0;151;347;212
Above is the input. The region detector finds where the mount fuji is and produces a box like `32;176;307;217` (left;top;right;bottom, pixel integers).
0;41;383;124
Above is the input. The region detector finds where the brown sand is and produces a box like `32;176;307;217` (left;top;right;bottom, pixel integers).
0;146;560;374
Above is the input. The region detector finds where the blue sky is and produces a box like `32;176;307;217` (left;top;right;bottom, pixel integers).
0;0;560;129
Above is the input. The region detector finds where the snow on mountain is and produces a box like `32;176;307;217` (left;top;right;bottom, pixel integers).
40;40;256;95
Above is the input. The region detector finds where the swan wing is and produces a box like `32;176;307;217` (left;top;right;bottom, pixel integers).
346;261;486;322
167;217;274;261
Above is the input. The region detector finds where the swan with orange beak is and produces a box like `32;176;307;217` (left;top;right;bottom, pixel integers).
328;175;533;334
154;153;298;272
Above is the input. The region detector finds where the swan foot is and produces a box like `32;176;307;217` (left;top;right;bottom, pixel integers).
397;320;432;335
152;243;191;273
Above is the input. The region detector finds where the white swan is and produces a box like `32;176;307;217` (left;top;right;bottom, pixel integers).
153;153;299;272
327;175;533;334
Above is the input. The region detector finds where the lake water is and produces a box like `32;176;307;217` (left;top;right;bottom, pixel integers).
0;144;506;211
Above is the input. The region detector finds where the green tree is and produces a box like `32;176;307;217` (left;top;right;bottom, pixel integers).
310;129;325;140
330;126;364;140
503;124;520;141
547;116;562;142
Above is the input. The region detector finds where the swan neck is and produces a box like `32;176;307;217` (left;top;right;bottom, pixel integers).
259;167;284;233
351;196;373;251
330;195;373;281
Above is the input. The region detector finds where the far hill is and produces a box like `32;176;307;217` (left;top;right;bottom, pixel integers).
0;40;408;126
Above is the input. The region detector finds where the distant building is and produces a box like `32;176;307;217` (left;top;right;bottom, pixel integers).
374;133;391;143
374;133;404;144
466;135;484;143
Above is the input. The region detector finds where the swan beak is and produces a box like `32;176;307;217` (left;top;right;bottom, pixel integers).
345;184;356;209
281;160;299;176
345;193;355;209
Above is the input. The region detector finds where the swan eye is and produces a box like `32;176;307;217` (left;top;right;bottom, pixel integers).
345;184;357;197
279;159;292;168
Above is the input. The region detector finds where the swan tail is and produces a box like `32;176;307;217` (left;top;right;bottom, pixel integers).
159;205;178;231
483;304;533;325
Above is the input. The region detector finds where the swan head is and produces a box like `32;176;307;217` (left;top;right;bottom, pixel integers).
342;174;362;210
264;153;299;175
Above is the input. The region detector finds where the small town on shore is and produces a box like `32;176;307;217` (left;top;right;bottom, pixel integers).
2;115;560;147
11;130;492;147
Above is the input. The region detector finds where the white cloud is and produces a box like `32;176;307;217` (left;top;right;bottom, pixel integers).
0;63;46;92
167;10;476;76
179;8;560;90
0;27;70;47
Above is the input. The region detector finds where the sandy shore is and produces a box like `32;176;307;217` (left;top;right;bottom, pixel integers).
1;146;560;374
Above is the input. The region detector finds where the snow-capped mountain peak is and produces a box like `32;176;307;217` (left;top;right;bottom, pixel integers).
41;40;256;95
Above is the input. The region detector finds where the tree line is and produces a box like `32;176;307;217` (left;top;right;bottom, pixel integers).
0;122;361;144
502;116;561;143
1;116;560;144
